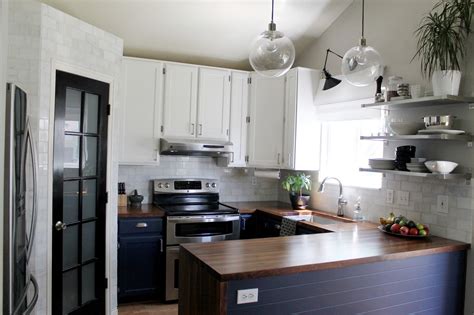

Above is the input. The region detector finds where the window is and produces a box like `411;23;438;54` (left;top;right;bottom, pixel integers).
316;97;383;189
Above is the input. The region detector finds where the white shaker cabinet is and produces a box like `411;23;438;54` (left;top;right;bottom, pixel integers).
282;67;321;170
247;73;286;168
162;63;198;139
228;71;250;167
197;68;231;141
119;57;163;165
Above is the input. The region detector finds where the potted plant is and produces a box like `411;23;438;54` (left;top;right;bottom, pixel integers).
412;0;473;96
281;173;312;210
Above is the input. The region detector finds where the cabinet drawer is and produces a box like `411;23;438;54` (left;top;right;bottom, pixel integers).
119;218;163;235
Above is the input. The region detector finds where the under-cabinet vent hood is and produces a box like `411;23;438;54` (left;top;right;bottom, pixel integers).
160;139;233;157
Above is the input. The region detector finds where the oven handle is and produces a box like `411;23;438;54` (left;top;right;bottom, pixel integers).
167;215;240;224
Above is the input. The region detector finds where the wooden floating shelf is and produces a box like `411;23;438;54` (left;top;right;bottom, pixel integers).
361;95;474;110
360;134;473;142
359;168;472;182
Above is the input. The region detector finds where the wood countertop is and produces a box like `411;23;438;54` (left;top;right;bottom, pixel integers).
181;228;469;281
118;204;165;218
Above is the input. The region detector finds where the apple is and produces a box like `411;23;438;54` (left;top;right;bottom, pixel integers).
423;225;430;235
400;226;410;235
416;223;424;230
409;227;419;236
419;230;427;236
390;224;401;233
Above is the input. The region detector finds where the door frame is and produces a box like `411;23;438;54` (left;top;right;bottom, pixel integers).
47;60;118;315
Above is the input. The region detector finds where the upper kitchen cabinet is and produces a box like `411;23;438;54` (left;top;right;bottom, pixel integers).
228;71;250;167
282;67;321;170
197;68;231;141
162;63;198;139
247;73;286;168
119;57;163;165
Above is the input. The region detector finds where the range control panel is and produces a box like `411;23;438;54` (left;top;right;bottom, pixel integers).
153;178;219;194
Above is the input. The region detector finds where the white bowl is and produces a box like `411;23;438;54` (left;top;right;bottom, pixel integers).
410;158;427;163
369;158;396;170
424;161;458;174
389;122;426;135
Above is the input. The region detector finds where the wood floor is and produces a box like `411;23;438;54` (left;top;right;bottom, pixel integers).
118;302;178;315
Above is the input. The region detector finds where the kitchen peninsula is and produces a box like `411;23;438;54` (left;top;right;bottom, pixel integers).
179;208;469;315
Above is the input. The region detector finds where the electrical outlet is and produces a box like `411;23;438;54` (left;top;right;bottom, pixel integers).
251;176;257;185
237;288;258;304
386;189;394;204
397;191;409;206
437;195;449;213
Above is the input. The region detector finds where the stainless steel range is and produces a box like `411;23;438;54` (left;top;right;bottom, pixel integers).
153;178;240;301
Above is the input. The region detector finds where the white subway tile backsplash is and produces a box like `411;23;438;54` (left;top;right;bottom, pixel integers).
118;157;280;204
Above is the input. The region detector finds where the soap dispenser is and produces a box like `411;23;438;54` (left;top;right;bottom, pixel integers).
353;197;364;221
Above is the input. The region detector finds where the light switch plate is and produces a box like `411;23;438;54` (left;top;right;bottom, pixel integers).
237;288;259;304
397;191;409;206
386;189;394;204
437;195;449;213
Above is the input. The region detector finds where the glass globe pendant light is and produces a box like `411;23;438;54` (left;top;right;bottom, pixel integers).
341;0;382;86
249;0;295;77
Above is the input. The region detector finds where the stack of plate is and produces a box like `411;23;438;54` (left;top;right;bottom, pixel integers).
369;158;396;170
407;159;428;173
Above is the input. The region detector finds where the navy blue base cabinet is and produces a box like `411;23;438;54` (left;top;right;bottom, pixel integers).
118;217;163;302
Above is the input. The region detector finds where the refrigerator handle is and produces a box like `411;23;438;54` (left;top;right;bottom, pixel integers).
12;274;38;315
25;119;38;263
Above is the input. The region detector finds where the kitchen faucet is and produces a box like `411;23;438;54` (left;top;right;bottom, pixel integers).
317;177;347;217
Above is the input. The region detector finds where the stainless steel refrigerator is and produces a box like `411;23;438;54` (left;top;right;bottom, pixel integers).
3;83;38;314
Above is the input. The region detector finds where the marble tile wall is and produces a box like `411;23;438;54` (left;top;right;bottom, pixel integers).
8;1;123;313
119;156;280;204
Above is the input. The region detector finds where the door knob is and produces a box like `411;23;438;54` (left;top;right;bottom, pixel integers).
55;221;67;231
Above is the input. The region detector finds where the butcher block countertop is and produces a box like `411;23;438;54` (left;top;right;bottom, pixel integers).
118;204;165;218
181;202;470;281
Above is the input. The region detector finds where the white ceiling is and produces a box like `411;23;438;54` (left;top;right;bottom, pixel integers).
40;0;353;70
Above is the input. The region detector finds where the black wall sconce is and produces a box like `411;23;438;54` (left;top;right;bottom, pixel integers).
322;49;344;90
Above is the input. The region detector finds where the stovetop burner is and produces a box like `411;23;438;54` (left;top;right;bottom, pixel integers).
152;178;239;217
162;203;239;216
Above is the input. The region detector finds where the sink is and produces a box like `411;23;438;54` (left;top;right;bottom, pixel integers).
284;215;347;225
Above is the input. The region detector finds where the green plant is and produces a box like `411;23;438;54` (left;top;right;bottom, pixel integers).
412;0;473;78
281;173;311;196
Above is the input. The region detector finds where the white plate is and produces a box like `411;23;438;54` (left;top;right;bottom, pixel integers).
418;129;465;135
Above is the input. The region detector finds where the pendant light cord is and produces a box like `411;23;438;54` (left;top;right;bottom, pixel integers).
271;0;275;23
361;0;365;38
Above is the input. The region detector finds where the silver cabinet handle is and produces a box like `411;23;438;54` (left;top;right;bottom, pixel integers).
55;221;67;231
288;153;292;166
199;124;203;135
190;123;195;135
160;238;163;252
277;153;281;165
135;222;148;228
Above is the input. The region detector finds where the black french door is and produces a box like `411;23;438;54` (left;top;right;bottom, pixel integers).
52;70;109;314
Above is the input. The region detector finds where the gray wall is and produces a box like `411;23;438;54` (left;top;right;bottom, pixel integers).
0;0;8;308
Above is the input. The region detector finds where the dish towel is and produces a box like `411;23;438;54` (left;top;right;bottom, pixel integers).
280;217;298;236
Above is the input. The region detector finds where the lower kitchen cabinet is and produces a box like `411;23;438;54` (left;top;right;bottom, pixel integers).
256;213;282;238
239;214;257;239
118;217;164;302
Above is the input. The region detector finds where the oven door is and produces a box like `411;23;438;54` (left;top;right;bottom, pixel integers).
165;246;180;301
166;215;240;245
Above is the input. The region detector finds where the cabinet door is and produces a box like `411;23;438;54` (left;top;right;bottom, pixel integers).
247;73;285;168
118;235;163;299
283;68;298;169
197;68;231;141
162;63;198;139
119;58;163;165
228;72;249;167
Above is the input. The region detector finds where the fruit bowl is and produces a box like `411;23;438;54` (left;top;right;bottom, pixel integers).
378;225;429;238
